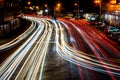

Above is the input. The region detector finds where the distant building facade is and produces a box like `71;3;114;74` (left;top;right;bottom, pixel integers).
0;0;22;36
104;11;120;28
0;0;21;24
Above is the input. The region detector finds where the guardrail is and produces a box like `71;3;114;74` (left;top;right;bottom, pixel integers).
0;18;29;37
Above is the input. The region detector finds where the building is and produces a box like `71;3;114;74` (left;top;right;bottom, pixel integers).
104;11;120;28
0;0;4;23
0;0;21;24
0;0;22;36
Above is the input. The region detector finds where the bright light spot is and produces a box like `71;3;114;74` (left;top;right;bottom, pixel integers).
45;9;48;13
27;1;31;5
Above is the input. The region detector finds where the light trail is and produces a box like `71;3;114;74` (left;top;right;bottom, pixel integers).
0;18;35;51
56;19;120;77
0;16;120;80
0;17;55;80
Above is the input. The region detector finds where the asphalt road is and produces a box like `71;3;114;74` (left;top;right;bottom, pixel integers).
0;16;120;80
42;24;80;80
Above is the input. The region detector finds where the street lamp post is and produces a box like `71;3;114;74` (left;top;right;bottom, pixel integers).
78;2;80;19
27;1;31;5
74;2;80;19
54;2;61;16
99;0;102;22
95;0;102;22
44;4;49;15
45;4;47;7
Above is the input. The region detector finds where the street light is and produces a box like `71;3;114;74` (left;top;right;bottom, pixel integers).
27;1;31;5
74;3;78;6
44;4;49;15
57;3;61;7
36;6;39;10
94;0;102;22
54;2;61;16
44;4;48;8
74;2;79;19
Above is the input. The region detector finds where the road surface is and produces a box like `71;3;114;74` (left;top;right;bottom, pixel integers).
0;16;120;80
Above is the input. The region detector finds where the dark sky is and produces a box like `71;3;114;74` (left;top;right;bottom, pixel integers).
31;0;93;10
30;0;109;12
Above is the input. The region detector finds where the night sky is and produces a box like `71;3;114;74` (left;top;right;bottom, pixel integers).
30;0;93;11
30;0;109;13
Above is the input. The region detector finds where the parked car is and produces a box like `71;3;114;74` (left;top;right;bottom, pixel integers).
95;22;102;26
109;30;120;40
104;26;120;34
118;35;120;43
88;20;95;25
95;22;107;29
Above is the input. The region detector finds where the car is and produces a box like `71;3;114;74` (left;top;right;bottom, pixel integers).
104;26;120;34
118;35;120;43
89;21;95;25
109;30;120;40
95;22;105;28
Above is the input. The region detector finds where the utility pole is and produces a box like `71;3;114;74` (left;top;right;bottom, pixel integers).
74;0;79;19
94;0;102;22
99;0;102;22
78;2;80;19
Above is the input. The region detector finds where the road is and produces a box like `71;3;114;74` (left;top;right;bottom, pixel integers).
0;16;120;80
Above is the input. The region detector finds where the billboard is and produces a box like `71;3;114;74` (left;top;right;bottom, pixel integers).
117;0;120;4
